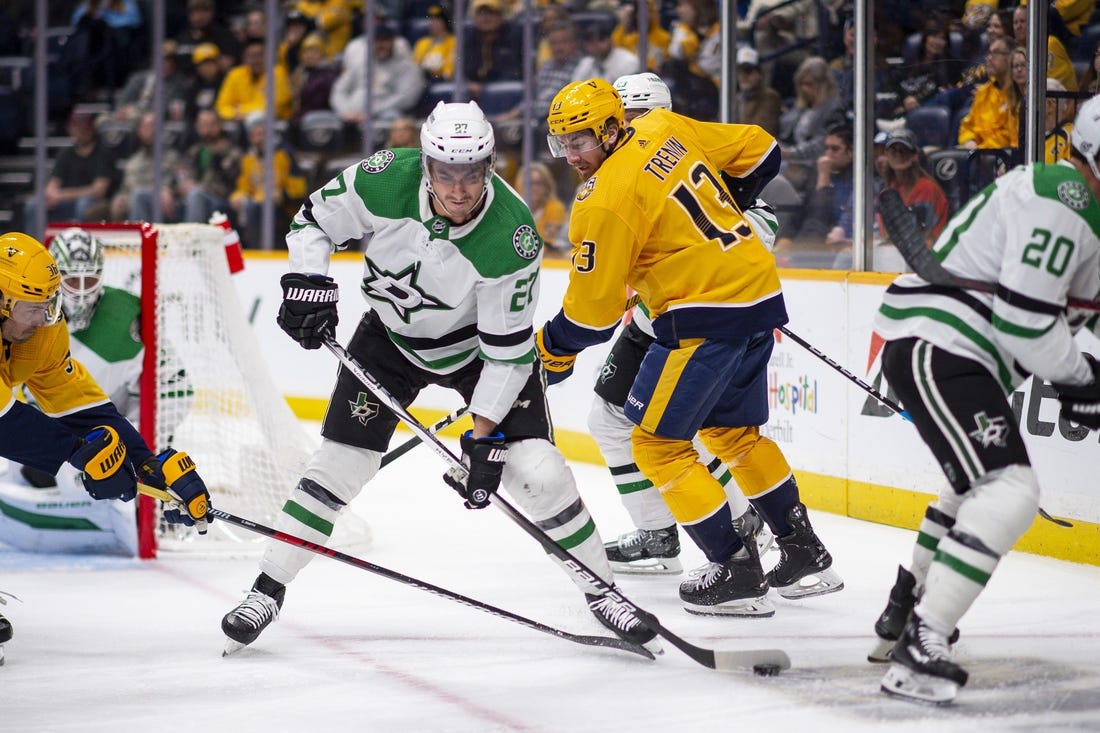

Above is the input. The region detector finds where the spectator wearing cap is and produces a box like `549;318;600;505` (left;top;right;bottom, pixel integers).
176;0;241;72
613;0;670;73
113;40;190;122
280;8;317;75
736;46;781;136
23;111;113;227
185;42;225;119
329;21;425;125
413;5;456;82
292;0;353;59
215;37;294;122
573;21;640;85
881;129;949;243
290;33;339;124
464;0;524;96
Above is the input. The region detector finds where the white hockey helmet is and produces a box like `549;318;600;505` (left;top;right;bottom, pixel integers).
420;101;495;174
49;227;105;331
1071;94;1100;180
612;73;672;113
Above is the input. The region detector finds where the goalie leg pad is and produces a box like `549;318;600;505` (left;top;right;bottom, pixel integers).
502;439;615;591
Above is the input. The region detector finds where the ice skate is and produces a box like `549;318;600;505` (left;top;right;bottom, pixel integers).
0;611;11;666
767;503;844;599
604;525;682;574
679;539;774;617
869;565;917;662
734;505;773;556
222;575;285;655
881;614;968;705
586;588;663;655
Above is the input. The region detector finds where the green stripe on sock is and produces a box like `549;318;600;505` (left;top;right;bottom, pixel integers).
282;500;334;537
917;530;940;551
616;479;653;495
555;518;597;550
935;549;992;585
0;498;103;531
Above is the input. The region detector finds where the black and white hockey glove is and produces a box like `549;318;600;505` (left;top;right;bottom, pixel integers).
277;273;339;350
443;431;507;510
70;426;138;501
1052;354;1100;430
139;450;213;534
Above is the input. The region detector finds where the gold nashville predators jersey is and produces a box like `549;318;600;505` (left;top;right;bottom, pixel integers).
562;109;787;344
1;319;110;416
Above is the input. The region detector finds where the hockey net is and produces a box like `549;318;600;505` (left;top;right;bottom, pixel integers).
44;221;372;558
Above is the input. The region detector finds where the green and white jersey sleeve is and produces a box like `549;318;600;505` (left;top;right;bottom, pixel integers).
287;148;543;380
875;161;1100;392
69;287;144;424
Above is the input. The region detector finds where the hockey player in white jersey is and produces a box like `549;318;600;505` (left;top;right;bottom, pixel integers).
221;101;660;654
871;95;1100;704
595;73;775;576
0;228;189;556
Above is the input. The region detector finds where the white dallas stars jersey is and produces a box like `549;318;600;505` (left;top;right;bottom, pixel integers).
875;161;1100;392
287;148;542;374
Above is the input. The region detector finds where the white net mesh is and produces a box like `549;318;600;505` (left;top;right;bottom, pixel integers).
72;223;371;556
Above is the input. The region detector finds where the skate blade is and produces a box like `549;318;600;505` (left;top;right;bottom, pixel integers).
222;638;249;657
683;595;775;618
774;568;844;600
867;635;896;663
880;663;958;705
609;557;683;575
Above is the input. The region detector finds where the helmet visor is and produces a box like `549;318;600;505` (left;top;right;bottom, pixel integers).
547;130;601;158
8;292;62;328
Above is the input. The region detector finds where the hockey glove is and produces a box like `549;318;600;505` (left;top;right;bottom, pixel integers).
277;273;339;350
535;326;577;385
1052;354;1100;430
140;450;213;534
443;431;507;509
70;426;138;501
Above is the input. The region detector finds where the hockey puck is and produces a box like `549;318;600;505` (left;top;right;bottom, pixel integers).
753;663;781;677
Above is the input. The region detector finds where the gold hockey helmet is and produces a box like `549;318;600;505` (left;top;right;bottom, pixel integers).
546;78;625;157
0;232;62;326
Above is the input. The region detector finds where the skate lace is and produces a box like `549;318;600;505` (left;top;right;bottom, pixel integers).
916;623;951;661
684;562;723;590
233;591;280;628
619;530;645;550
588;595;641;632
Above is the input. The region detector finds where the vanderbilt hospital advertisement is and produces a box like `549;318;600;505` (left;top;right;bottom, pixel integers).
235;255;1100;566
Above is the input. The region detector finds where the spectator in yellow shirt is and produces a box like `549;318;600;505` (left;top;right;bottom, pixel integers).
613;0;670;72
958;37;1017;149
230;115;307;247
413;4;455;81
215;38;293;122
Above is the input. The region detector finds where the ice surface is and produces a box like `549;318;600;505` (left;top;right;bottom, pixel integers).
3;435;1099;732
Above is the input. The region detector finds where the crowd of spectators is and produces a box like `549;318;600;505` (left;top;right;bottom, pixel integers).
4;1;1100;258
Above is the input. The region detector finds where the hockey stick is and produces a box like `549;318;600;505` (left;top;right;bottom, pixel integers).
136;483;653;659
778;326;910;421
879;188;1100;312
380;407;469;469
322;336;791;673
877;189;1074;529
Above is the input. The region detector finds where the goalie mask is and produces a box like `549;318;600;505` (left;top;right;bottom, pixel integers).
0;231;62;332
420;101;496;221
49;227;105;331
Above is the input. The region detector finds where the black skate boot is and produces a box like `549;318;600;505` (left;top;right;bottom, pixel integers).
586;588;663;654
733;505;773;556
881;614;968;705
222;574;286;655
604;525;682;574
767;502;844;599
679;538;773;617
868;565;917;662
0;611;11;666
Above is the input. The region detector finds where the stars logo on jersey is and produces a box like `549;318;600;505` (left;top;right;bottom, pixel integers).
362;150;396;174
429;217;449;236
599;354;617;384
576;177;597;202
348;391;379;425
513;225;540;260
361;258;448;323
968;411;1010;448
1057;180;1090;211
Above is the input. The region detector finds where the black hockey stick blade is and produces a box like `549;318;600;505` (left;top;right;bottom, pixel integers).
879;188;1100;312
321;337;791;673
136;484;653;660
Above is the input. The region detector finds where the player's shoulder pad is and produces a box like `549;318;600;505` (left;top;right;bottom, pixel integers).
1031;162;1100;234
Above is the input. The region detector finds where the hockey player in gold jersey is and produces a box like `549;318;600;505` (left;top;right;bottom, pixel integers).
536;78;843;616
